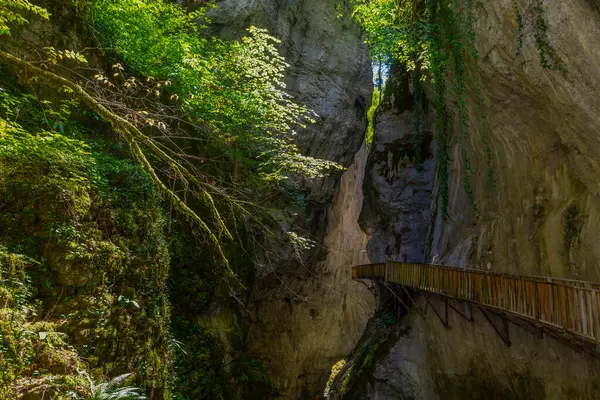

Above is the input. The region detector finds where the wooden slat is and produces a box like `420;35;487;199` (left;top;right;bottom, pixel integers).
353;261;600;344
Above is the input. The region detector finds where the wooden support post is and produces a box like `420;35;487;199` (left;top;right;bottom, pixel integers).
480;307;511;346
426;295;449;328
445;297;449;326
351;260;600;358
507;316;544;339
447;299;474;322
382;281;410;312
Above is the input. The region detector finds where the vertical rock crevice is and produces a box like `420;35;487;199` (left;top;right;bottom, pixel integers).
334;0;600;399
360;66;436;265
205;1;377;398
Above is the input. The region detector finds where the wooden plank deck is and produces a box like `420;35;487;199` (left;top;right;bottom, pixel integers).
352;261;600;345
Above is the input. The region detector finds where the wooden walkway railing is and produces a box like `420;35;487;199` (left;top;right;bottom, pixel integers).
353;261;600;345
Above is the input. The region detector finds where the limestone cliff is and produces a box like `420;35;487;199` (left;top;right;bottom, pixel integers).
332;0;600;398
206;1;377;398
0;0;376;398
7;0;600;398
431;0;600;279
248;144;376;399
359;66;436;265
207;0;372;206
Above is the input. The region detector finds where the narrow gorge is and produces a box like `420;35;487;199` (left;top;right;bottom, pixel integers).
1;0;600;399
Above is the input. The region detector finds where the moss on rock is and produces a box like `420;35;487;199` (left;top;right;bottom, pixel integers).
0;84;172;398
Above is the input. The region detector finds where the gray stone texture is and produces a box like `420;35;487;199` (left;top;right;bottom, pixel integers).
205;1;376;398
360;67;436;265
335;0;600;398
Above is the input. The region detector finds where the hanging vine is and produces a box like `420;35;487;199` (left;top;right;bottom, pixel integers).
513;0;564;71
532;0;564;71
448;2;479;217
349;0;564;220
425;0;452;220
412;66;423;170
515;9;524;57
347;0;505;220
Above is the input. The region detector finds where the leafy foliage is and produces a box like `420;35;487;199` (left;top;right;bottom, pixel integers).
89;0;340;184
0;0;48;36
0;250;34;398
0;0;340;288
0;247;95;399
0;82;173;398
0;0;350;398
347;0;485;219
344;0;429;72
365;87;381;148
87;374;147;400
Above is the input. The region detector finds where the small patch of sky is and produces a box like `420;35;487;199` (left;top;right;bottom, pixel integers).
372;61;389;91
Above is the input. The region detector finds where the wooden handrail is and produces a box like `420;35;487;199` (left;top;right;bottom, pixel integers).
353;261;600;345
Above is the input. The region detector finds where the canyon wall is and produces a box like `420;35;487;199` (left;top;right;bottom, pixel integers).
334;0;600;398
431;0;600;280
205;0;600;398
207;1;377;398
248;144;376;398
6;0;600;398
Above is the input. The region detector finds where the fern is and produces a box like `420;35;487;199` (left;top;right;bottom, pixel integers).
69;373;147;400
91;374;145;400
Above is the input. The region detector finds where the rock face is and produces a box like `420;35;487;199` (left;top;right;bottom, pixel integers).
359;68;436;265
430;0;600;280
248;144;376;398
207;0;372;205
205;0;600;398
206;1;376;398
337;0;600;398
337;296;600;400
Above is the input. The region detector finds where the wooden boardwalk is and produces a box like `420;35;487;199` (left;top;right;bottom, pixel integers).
353;261;600;346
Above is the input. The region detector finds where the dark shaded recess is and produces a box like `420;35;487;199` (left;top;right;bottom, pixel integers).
355;94;367;118
330;287;416;400
380;63;413;113
359;62;433;236
372;133;434;168
168;211;273;399
583;0;600;15
434;362;546;400
563;204;582;254
562;203;583;273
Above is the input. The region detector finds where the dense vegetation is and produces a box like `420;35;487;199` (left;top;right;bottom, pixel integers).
0;0;337;398
365;87;381;148
89;0;340;185
0;77;172;397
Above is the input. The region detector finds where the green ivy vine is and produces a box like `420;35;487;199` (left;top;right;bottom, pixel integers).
515;10;524;57
348;0;566;220
532;0;565;71
513;0;564;71
348;0;527;220
412;66;423;169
